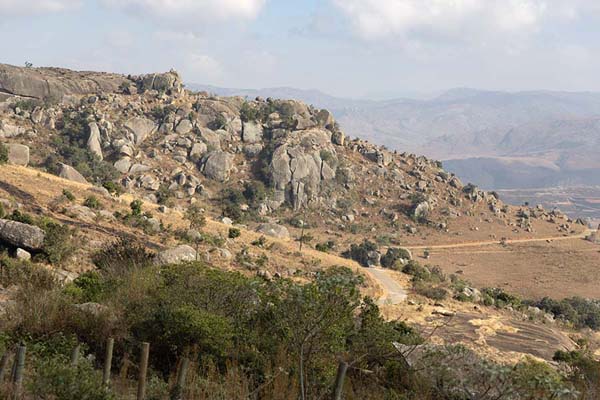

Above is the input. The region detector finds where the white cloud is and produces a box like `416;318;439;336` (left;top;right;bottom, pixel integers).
101;0;266;22
331;0;579;40
0;0;79;16
185;53;224;80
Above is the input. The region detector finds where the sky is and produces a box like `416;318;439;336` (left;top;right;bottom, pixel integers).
2;0;600;99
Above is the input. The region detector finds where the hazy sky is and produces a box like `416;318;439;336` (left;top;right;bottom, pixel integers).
2;0;600;98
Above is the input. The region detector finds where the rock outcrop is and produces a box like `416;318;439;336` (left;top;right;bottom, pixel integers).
0;219;45;251
58;163;88;184
201;151;234;182
87;122;103;160
256;223;290;239
0;63;127;101
6;144;29;166
155;245;197;265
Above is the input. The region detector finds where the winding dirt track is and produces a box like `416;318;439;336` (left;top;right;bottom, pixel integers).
405;230;593;250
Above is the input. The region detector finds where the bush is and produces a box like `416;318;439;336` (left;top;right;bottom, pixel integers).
315;241;335;253
93;236;154;276
243;181;267;207
482;287;522;309
228;228;241;239
401;260;430;281
49;109;119;184
62;189;75;202
63;271;105;303
185;204;207;231
102;181;123;196
42;222;76;266
414;282;448;301
8;209;35;225
342;240;378;267
130;199;143;216
0;202;5;219
239;101;259;122
83;195;102;210
28;357;114;400
381;247;411;269
220;188;246;222
0;142;8;164
534;297;600;330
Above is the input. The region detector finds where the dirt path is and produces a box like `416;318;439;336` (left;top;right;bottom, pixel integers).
405;230;593;250
363;268;408;305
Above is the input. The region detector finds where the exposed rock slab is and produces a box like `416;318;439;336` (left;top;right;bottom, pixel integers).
0;219;45;251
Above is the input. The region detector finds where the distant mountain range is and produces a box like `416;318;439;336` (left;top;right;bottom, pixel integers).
189;84;600;191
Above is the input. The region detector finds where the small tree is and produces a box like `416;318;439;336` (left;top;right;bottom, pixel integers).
130;200;143;216
185;204;207;231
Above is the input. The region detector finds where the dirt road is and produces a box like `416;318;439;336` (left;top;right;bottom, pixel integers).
405;230;593;250
364;268;408;305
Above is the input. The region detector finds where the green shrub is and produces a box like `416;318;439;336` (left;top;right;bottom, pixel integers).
93;236;154;276
315;240;335;253
28;357;114;400
185;204;206;231
8;209;35;225
381;247;411;269
228;228;241;239
414;282;448;301
63;271;105;303
239;101;259;122
534;297;600;330
251;236;267;248
49;108;119;184
342;240;378;267
102;181;123;196
0;202;5;219
0;143;8;164
402;260;430;281
62;189;75;202
83;195;102;210
482;287;522;309
243;181;267;206
42;222;76;266
130;199;143;216
220;188;246;222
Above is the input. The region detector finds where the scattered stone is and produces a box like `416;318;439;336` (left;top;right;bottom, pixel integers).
154;245;197;266
256;223;290;239
15;248;31;261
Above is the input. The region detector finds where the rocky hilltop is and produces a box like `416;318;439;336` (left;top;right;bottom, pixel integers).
1;65;600;395
0;64;581;249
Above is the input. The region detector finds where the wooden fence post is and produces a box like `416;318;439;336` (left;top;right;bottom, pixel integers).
136;342;150;400
70;344;80;365
12;345;26;400
332;361;348;400
103;338;114;386
0;351;10;383
173;357;190;400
